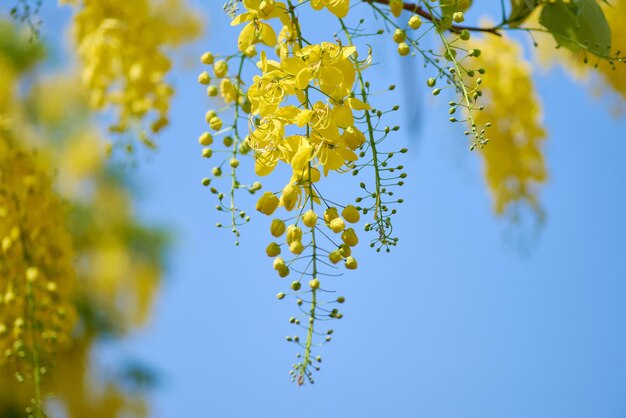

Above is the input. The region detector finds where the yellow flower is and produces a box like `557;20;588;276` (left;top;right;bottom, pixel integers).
310;0;350;18
237;21;278;51
248;70;292;117
67;0;201;137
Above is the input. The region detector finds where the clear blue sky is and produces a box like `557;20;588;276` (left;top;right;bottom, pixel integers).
27;1;626;417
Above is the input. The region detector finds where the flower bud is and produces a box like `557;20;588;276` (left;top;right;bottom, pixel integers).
230;158;240;168
342;205;360;223
276;292;285;300
309;278;320;290
302;210;318;228
266;242;281;257
393;29;406;43
280;183;299;211
198;132;213;146
397;42;410;56
329;217;345;233
291;281;302;291
273;257;286;270
198;71;211;85
201;52;214;64
209;116;223;131
286;225;303;244
324;207;339;225
289;241;304;255
341;228;358;247
205;110;217;122
339;244;351;258
256;192;279;215
408;15;422;29
270;219;286;237
213;60;228;77
345;256;358;270
328;250;343;264
278;266;290;278
202;148;213;158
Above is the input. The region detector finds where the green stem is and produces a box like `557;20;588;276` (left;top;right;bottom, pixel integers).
229;54;247;244
339;18;387;242
17;223;45;418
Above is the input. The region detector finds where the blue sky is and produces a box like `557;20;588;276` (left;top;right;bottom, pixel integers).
20;1;626;417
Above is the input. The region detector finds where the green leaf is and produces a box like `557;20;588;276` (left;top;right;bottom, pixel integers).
508;0;539;28
539;0;611;57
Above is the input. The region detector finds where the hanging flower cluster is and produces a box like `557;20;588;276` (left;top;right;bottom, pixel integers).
61;0;202;148
197;0;417;384
468;31;547;217
196;0;622;385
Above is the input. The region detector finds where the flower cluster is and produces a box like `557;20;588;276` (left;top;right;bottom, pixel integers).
62;0;201;148
0;134;77;388
470;32;547;216
197;0;416;384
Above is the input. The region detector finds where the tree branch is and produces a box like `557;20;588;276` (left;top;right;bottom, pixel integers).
364;0;502;36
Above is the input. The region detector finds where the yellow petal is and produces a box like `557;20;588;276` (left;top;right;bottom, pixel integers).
346;97;370;111
291;143;313;171
238;22;256;51
332;105;353;128
295;67;313;90
258;22;277;47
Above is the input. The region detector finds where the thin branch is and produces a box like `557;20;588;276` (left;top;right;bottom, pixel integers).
364;0;502;36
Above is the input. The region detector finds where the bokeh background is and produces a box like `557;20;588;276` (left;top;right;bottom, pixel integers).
4;1;626;417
